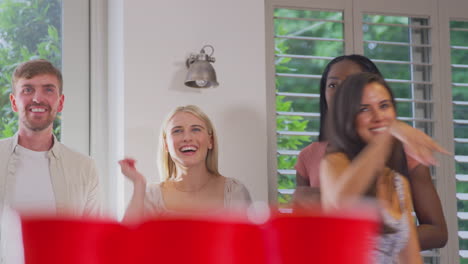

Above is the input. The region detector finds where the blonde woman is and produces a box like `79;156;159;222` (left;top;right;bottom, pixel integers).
119;105;251;223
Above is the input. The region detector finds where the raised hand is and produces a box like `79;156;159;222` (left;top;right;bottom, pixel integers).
389;121;450;166
118;158;146;184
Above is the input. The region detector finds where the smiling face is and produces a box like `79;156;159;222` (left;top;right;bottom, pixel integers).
355;82;396;143
164;112;213;169
10;74;64;132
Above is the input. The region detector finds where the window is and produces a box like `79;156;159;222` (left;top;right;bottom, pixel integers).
0;0;62;139
363;14;433;135
363;13;438;263
451;20;468;263
0;0;89;154
267;0;467;262
273;8;344;205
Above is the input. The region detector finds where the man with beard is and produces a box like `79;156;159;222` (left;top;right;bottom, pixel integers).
0;59;100;263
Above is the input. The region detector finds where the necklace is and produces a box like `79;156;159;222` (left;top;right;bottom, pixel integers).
173;176;213;193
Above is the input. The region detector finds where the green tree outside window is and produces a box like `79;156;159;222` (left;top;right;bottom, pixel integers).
0;0;62;139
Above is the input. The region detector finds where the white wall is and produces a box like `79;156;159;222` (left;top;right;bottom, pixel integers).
109;0;269;206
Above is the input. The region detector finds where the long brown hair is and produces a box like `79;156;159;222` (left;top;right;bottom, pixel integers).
326;72;409;188
326;72;409;234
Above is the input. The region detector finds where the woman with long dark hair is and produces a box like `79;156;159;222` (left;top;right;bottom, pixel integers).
294;55;447;250
320;72;448;263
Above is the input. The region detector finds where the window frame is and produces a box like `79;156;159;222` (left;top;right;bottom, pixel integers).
61;0;91;155
265;0;355;206
266;0;466;262
438;1;468;263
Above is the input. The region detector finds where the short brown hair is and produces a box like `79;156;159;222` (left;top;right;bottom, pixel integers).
11;59;63;94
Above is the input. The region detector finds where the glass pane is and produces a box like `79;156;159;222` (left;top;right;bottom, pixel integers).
275;8;343;20
450;30;468;47
365;43;412;61
375;63;432;82
455;142;468;156
276;114;320;133
452;67;468;84
365;44;431;63
451;48;468;65
363;24;410;43
453;19;468;259
274;8;344;204
375;63;412;80
457;182;468;193
388;82;413;99
278;192;293;206
453;86;468;101
276;76;321;94
275;38;343;57
451;21;468;28
278;96;320;113
0;0;62;140
276;57;332;75
277;135;314;151
363;14;409;25
454;105;468;120
455;123;468;139
397;102;412;117
278;173;296;189
458;199;468;212
277;154;298;170
456;162;468;175
275;19;343;39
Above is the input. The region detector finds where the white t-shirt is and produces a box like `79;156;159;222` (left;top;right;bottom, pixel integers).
3;146;56;264
1;207;23;264
12;145;56;213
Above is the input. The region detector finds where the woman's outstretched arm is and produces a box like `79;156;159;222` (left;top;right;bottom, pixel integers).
119;158;147;224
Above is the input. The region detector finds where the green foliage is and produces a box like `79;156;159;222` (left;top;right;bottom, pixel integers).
0;0;62;140
277;193;292;205
276;94;311;200
275;8;468;261
274;9;351;206
274;8;349;204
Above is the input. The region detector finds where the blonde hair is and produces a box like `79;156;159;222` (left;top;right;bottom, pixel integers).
158;105;220;181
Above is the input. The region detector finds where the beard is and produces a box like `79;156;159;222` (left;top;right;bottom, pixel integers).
21;103;57;132
22;116;55;131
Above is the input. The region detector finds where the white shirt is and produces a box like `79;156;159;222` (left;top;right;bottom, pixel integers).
12;145;56;214
4;146;57;264
0;134;101;264
1;207;23;264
